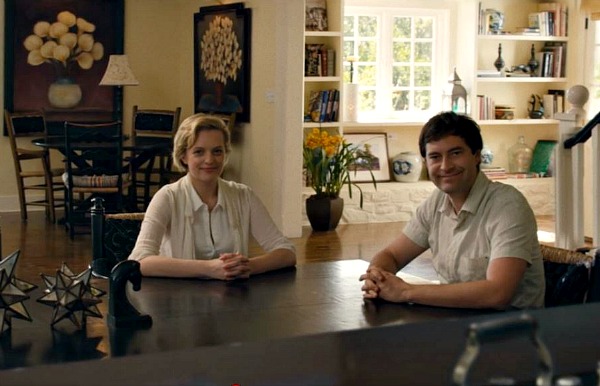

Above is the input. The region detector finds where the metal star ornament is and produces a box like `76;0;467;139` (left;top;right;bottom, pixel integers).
38;264;104;329
0;250;33;333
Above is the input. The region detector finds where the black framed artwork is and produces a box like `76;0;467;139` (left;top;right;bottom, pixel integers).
3;0;124;134
194;3;251;123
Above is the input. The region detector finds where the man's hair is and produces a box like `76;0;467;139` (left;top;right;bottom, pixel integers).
418;111;483;158
172;114;231;172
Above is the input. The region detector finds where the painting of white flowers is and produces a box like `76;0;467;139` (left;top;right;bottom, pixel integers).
194;3;252;123
4;0;124;133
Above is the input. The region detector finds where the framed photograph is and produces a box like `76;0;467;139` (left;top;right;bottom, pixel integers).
344;133;391;182
194;3;252;123
305;0;328;31
3;0;124;134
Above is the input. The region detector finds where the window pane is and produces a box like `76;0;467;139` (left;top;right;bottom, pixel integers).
344;16;355;36
358;16;377;37
360;90;376;110
343;64;351;83
392;91;409;111
416;17;433;38
344;41;354;59
393;17;411;38
358;65;376;86
392;66;410;87
415;42;432;62
393;42;411;62
414;90;431;110
358;41;377;61
414;66;431;86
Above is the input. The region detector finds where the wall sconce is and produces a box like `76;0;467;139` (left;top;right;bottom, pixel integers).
99;55;139;122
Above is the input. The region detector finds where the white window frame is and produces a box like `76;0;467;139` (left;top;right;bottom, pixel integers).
345;4;450;122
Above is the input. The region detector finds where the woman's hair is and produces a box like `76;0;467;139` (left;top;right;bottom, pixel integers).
418;111;483;158
172;114;231;172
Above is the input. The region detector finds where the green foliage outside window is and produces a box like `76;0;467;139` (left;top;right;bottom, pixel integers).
344;10;437;119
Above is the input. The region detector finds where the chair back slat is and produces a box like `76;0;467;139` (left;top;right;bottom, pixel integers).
64;121;123;177
132;106;181;137
6;112;47;138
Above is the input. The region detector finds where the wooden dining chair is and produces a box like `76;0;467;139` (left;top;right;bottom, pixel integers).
541;244;600;307
130;105;181;209
90;197;144;279
62;121;130;239
4;109;63;223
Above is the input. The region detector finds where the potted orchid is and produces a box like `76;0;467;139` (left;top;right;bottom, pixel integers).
303;128;376;231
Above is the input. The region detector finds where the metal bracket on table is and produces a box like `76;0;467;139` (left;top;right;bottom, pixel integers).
452;313;553;386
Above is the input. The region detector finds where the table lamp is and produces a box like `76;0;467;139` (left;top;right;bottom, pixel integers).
99;55;139;122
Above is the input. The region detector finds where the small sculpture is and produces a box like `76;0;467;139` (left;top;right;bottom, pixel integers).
0;251;34;333
494;43;505;72
108;260;152;329
527;44;539;76
528;94;544;119
38;265;104;329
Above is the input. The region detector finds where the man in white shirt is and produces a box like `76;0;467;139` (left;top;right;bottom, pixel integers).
360;112;544;309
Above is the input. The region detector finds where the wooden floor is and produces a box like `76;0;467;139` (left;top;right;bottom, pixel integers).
0;210;556;283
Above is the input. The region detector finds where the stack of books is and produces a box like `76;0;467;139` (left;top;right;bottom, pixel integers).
482;166;507;180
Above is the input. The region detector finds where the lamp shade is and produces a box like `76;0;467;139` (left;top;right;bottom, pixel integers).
99;55;139;86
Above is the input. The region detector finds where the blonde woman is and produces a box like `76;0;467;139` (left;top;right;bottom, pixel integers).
128;114;296;280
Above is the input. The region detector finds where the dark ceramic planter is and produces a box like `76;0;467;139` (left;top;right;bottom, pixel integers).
306;195;344;232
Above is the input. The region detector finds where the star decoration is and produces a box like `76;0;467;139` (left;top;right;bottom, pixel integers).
0;250;33;333
38;264;105;329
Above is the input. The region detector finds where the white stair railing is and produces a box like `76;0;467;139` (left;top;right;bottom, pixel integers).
554;111;600;249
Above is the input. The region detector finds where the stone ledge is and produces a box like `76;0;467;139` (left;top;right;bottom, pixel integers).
302;178;555;225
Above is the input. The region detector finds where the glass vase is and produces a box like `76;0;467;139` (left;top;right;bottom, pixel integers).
508;136;533;173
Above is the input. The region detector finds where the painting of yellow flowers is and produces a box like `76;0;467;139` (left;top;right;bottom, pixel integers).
194;3;252;123
4;0;124;134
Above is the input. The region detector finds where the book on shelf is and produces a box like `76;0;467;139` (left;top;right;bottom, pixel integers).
543;42;566;77
305;44;322;76
505;72;532;77
477;69;502;77
305;0;328;31
305;44;335;77
482;166;507;180
476;94;495;120
514;27;540;36
306;89;339;123
548;89;565;113
326;49;335;77
506;172;542;179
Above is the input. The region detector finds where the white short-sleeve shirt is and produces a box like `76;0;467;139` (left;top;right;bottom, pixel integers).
403;172;545;309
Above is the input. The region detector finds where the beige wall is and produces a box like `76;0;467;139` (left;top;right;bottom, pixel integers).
0;0;298;234
0;1;595;238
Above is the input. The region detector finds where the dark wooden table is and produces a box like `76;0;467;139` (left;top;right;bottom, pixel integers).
2;276;600;384
33;135;172;210
0;260;495;372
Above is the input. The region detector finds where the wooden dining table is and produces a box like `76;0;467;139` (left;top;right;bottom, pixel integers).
0;260;493;370
32;135;172;210
0;260;599;384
